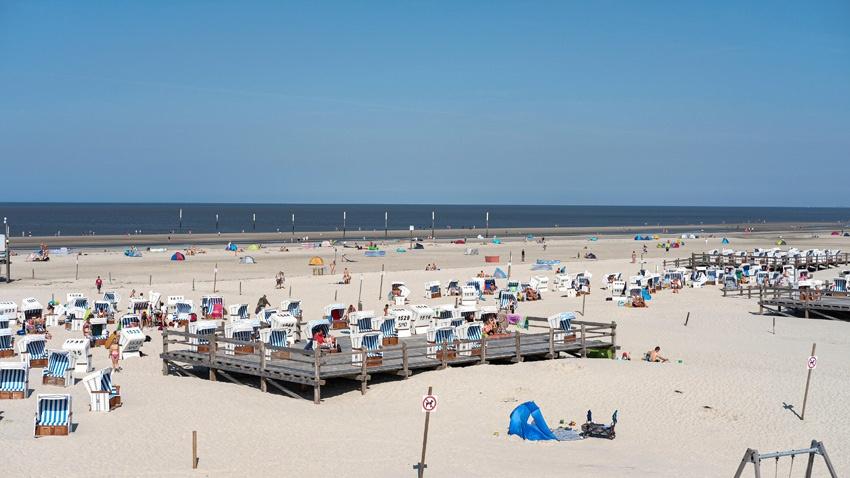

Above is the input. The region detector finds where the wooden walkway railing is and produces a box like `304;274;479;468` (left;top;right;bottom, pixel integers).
663;252;850;270
160;318;618;404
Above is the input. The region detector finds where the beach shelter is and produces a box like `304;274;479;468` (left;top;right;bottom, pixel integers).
776;239;787;245
831;231;840;236
308;256;324;266
493;268;507;279
413;243;425;250
247;244;260;251
170;252;185;261
239;256;256;264
721;238;730;244
508;401;556;441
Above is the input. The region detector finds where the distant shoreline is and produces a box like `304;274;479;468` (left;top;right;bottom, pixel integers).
5;221;842;250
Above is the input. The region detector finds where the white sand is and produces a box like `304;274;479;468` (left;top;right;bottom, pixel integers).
1;233;848;477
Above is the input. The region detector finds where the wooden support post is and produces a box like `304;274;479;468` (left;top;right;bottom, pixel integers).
581;293;586;316
548;328;555;359
239;281;242;296
378;264;384;300
259;342;267;392
192;278;195;291
161;331;169;375
149;274;152;286
440;340;448;369
610;322;617;357
684;312;690;326
580;324;587;358
801;342;816;420
313;349;321;404
748;286;751;299
514;332;522;363
402;342;409;378
416;386;433;478
360;350;368;394
192;430;198;469
208;335;217;382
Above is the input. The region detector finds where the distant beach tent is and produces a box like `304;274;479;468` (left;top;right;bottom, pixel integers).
721;238;730;244
308;256;324;266
508;401;556;441
413;243;425;250
776;239;787;245
526;234;535;241
124;248;142;257
170;252;185;261
588;236;598;241
831;231;840;236
493;267;507;279
247;244;261;251
239;256;256;264
845;232;850;237
492;238;502;244
634;235;653;241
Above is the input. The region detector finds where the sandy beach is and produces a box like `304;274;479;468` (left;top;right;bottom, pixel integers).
1;231;848;477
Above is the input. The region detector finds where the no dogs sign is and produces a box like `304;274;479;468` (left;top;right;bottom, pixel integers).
807;356;818;370
421;394;438;413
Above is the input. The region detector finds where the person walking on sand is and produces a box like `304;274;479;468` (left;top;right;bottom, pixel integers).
631;251;636;264
95;275;103;294
330;259;336;275
521;249;525;262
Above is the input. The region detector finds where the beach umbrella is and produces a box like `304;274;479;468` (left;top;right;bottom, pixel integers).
308;256;324;266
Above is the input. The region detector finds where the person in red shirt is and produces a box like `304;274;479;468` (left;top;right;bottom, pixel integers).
95;276;103;293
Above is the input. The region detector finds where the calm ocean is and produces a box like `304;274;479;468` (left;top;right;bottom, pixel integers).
0;203;848;237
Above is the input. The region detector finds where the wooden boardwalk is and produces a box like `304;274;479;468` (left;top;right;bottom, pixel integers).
160;318;618;404
759;295;850;321
663;252;850;271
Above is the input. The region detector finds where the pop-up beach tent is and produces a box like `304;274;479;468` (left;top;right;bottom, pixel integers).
508;401;556;441
171;252;185;261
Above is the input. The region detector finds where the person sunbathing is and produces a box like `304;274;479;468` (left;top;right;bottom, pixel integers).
648;346;669;363
313;328;337;350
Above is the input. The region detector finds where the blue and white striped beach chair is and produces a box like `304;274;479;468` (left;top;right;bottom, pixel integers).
120;314;140;329
189;320;217;352
34;393;73;436
457;322;483;356
499;291;517;311
352;331;383;366
379;317;397;339
547;312;576;343
0;362;28;399
82;367;121;412
42;350;73;387
20;336;48;367
832;278;847;293
100;368;121;408
356;315;373;332
427;326;457;359
0;328;14;357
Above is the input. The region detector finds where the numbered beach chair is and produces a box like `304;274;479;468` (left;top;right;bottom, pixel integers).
19;335;48;368
0;361;29;399
42;350;73;387
390;307;413;338
119;327;145;359
410;305;434;336
34;394;73;437
83;368;121;412
351;331;383;367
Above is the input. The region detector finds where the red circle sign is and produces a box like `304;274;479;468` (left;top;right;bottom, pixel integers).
807;356;817;370
422;394;438;412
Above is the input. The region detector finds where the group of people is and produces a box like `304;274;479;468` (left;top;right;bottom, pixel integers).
424;263;439;271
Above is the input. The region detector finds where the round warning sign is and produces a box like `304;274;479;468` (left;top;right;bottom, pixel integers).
421;394;438;413
807;355;817;370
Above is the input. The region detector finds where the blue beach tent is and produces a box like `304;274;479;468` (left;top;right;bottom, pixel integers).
493;267;507;279
508;401;557;441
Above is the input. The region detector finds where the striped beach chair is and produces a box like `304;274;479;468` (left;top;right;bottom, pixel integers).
0;362;28;399
34;394;73;437
499;291;517;311
378;317;398;345
457;322;483;356
0;328;14;357
42;350;73;387
356;315;373;332
229;304;249;321
83;368;121;412
352;331;383;367
120;314;140;329
547;312;576;343
832;278;847;293
20;336;48;368
427;326;457;360
225;322;255;355
189;320;217;353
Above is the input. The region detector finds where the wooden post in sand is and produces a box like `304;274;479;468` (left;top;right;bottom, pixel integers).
192;431;198;469
801;343;817;421
357;276;363;311
378;264;385;300
416;386;435;478
213;264;218;293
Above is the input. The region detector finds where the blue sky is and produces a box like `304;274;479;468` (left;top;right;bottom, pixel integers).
1;1;848;206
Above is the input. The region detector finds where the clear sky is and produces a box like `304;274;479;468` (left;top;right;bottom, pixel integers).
1;1;848;206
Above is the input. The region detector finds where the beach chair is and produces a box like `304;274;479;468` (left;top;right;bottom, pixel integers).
390;307;413;338
201;296;224;318
425;281;442;299
376;316;398;345
189;320;218;353
257;308;277;325
352;331;383;367
547;312;576;343
228;304;249;321
460;286;478;307
349;311;375;334
498;290;517;311
581;409;617;440
303;320;331;351
0;327;14;358
0;361;28;399
225;321;255;355
34;394;73;437
323;303;347;330
42;350;73;387
260;328;291;359
119;314;140;330
90;315;110;346
62;338;93;375
280;299;302;319
19;335;49;368
831;278;848;296
410;305;434;336
172;300;194;326
457;322;483;356
83;368;121;412
427;326;457;361
119;327;145;359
